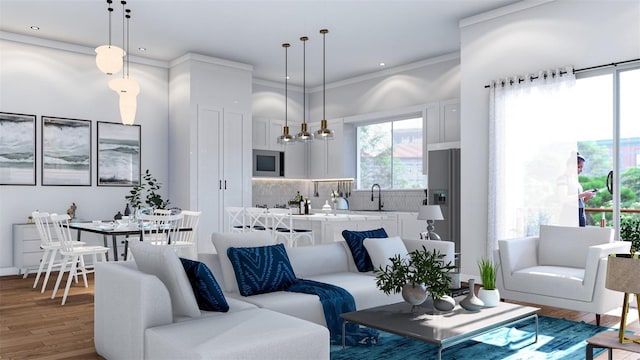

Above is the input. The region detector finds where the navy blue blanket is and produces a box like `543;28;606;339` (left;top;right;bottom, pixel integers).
286;279;379;346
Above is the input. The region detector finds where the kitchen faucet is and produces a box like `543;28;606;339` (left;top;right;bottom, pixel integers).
371;183;383;211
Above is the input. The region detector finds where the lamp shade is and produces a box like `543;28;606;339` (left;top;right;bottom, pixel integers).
417;205;444;221
109;78;140;125
95;45;125;75
605;253;640;293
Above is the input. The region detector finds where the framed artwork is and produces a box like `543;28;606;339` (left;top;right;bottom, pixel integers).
0;112;36;185
41;116;92;186
97;121;141;186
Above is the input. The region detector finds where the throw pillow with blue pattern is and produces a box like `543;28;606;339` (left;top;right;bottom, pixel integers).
179;258;229;312
342;228;388;272
227;243;297;296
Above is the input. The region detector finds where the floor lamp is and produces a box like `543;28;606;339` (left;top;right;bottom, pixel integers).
605;253;640;344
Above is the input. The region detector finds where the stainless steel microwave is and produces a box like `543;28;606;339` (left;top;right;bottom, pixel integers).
252;149;285;177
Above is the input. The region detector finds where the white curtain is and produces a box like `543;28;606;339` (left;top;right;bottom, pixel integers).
488;67;577;257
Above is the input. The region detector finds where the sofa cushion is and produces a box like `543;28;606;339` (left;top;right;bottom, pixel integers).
342;228;388;272
179;258;229;312
363;236;408;271
538;225;614;268
129;241;200;318
287;243;350;277
211;231;274;293
227;243;297;296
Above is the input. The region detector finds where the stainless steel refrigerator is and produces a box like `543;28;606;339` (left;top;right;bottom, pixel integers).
428;148;461;253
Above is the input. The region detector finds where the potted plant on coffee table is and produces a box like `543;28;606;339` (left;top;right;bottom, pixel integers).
373;246;455;311
477;257;500;307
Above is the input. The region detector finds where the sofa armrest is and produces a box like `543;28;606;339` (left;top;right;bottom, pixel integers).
403;239;455;266
497;236;539;273
94;261;173;360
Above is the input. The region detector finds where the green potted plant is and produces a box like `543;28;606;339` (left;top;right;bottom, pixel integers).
125;169;170;213
477;257;500;307
373;246;455;311
620;216;640;254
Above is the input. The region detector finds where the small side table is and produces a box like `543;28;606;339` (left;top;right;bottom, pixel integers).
586;330;640;360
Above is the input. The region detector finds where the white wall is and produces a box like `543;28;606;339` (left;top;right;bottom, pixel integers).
459;0;640;277
0;38;169;274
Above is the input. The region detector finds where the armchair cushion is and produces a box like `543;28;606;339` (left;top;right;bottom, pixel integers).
538;225;614;268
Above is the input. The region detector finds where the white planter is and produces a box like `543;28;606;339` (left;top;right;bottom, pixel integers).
477;287;500;307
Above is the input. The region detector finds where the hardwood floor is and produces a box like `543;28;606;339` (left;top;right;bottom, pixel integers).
0;273;638;359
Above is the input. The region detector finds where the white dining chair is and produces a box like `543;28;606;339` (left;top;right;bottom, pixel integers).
31;211;85;294
49;213;108;305
225;206;246;233
269;208;314;247
138;213;184;246
245;207;269;232
172;210;201;259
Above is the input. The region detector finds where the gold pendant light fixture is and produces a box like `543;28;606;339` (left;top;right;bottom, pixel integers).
296;36;314;143
108;1;140;125
316;29;334;140
277;43;296;144
95;0;125;75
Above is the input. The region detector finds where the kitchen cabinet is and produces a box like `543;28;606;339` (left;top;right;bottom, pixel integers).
308;119;355;179
397;212;425;241
425;99;460;149
197;106;250;244
252;117;306;178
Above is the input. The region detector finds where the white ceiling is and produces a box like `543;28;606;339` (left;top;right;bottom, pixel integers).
0;0;521;87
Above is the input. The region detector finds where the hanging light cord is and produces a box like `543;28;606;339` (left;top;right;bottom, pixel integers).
285;44;288;127
120;1;126;80
302;36;306;125
107;0;113;47
125;8;131;79
322;30;326;121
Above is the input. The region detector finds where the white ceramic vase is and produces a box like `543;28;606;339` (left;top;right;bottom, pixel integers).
477;287;500;307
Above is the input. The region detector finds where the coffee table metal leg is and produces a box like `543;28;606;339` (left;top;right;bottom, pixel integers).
535;314;538;343
438;346;443;360
342;320;347;349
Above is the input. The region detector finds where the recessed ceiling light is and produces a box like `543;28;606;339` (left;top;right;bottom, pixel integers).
379;62;385;67
138;47;146;52
30;26;40;30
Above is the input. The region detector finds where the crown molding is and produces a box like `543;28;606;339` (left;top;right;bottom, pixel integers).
459;0;555;28
169;52;253;72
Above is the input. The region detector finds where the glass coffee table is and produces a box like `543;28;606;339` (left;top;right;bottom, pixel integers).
341;301;539;360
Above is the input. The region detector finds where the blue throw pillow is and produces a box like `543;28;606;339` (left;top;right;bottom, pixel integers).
342;228;388;272
179;258;229;312
227;243;297;296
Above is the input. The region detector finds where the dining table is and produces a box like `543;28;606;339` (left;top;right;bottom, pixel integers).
66;221;191;261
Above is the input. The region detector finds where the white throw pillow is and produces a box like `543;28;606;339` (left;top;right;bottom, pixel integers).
363;236;408;271
211;231;274;293
129;241;200;318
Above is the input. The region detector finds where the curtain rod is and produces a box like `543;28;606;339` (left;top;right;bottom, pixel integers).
483;58;640;88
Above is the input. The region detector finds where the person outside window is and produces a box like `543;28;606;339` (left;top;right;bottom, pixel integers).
577;153;596;226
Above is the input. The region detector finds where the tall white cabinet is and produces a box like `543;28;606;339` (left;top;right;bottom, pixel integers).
169;54;253;254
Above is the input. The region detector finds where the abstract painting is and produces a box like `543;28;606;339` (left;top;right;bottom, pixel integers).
42;116;91;186
0;112;36;185
97;121;141;186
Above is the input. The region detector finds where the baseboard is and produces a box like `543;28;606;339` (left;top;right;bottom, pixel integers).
0;267;20;276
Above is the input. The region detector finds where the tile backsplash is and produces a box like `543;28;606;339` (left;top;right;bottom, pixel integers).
252;178;426;212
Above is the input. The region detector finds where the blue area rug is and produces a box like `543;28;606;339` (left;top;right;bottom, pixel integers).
330;315;615;359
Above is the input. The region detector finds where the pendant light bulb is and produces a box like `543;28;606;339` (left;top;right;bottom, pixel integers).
297;36;314;143
278;43;296;144
95;0;124;75
316;28;334;140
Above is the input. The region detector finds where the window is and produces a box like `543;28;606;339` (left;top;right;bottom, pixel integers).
356;117;426;190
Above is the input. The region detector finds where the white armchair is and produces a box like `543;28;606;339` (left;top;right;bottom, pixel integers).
495;225;630;325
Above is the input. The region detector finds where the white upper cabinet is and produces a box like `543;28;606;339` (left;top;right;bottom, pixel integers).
252;117;285;151
308;119;355;179
425;98;460;150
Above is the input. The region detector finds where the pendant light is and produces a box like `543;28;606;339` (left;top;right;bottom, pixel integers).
108;2;140;125
277;43;296;144
95;0;125;75
316;29;334;140
296;36;314;143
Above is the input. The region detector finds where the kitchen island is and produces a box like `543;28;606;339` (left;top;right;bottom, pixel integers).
290;211;399;245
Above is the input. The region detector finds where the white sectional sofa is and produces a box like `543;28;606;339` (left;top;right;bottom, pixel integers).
94;231;454;359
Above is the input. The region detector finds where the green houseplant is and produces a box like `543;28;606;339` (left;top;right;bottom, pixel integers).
477;258;500;307
373;246;455;308
620;216;640;253
125;169;170;210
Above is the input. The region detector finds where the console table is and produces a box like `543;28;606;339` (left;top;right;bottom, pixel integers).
586;330;640;360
